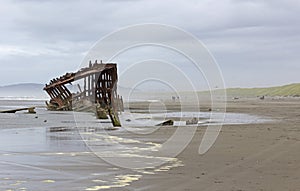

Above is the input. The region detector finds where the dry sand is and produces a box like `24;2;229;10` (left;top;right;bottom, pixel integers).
127;98;300;191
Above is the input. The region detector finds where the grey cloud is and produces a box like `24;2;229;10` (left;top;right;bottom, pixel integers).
0;0;299;88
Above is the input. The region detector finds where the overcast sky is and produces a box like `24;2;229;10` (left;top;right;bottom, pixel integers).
0;0;299;89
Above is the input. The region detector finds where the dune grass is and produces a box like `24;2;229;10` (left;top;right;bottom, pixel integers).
223;83;300;97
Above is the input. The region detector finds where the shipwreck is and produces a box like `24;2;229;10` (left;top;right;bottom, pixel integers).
43;60;124;127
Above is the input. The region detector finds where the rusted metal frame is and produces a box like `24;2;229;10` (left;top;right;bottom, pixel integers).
60;84;72;107
101;71;107;105
110;68;118;111
107;70;113;107
74;67;115;83
87;74;91;97
51;87;64;107
44;62;118;112
46;89;54;99
83;76;87;97
44;74;75;90
54;87;65;107
62;84;72;98
56;86;69;103
43;64;116;91
91;73;96;100
57;85;67;100
94;72;101;104
97;72;105;106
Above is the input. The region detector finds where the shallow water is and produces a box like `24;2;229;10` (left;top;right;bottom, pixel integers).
119;110;272;127
0;100;272;190
0;100;183;190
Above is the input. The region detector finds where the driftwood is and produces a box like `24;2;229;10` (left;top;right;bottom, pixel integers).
0;107;36;114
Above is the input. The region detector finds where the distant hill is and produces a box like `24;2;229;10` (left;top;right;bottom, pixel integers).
0;83;47;99
224;83;300;97
1;82;299;100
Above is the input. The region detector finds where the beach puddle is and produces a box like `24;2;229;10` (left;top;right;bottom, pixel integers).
119;111;272;128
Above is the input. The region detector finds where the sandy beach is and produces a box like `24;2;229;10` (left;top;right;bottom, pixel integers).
129;97;300;191
0;98;299;191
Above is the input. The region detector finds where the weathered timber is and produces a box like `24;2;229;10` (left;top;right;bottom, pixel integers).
44;60;124;126
0;107;36;114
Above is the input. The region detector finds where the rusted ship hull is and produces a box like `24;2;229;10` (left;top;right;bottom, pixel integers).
43;60;124;126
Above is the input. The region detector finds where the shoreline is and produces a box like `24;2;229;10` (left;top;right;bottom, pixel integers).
0;98;299;190
129;98;300;191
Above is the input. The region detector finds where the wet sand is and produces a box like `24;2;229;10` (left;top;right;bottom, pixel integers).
129;97;300;191
0;98;299;191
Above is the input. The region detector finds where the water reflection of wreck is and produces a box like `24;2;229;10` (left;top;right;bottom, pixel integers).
43;60;123;127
